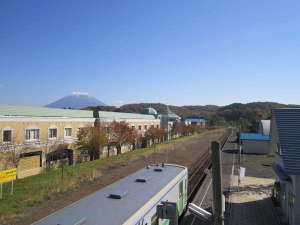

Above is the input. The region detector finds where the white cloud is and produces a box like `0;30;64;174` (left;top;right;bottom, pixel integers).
72;91;88;96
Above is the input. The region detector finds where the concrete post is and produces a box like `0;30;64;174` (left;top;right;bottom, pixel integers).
211;141;224;225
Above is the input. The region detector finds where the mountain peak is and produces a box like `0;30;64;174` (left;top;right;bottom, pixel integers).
71;91;89;96
46;92;107;109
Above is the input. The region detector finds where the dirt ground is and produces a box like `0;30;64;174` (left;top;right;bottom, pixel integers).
7;130;224;225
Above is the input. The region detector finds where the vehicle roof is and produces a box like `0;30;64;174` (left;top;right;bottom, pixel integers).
32;164;186;225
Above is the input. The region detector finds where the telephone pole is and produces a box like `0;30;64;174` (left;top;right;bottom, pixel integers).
211;141;224;225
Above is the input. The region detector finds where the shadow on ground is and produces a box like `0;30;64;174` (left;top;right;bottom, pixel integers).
180;213;211;225
223;149;239;154
225;197;280;225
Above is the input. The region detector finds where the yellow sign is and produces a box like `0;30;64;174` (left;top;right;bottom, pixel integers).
0;168;17;183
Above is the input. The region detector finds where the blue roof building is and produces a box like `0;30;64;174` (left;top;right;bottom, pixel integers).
240;133;270;141
184;117;206;123
240;132;270;154
184;117;206;128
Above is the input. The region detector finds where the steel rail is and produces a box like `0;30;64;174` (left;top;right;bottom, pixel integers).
187;129;230;202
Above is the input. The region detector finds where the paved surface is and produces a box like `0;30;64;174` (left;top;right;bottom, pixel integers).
224;142;281;225
223;135;281;225
181;133;281;225
223;134;280;225
225;175;280;225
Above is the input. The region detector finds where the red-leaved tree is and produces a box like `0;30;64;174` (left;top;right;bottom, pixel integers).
108;121;138;155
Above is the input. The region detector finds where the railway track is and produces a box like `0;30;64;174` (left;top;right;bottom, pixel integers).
187;129;231;202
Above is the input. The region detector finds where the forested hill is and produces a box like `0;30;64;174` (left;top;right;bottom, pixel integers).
85;102;300;126
218;102;287;121
85;103;219;119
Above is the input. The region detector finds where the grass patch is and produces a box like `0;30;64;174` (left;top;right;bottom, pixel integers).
0;129;224;223
240;153;276;179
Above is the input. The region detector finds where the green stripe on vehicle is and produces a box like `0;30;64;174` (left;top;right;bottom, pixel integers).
161;218;170;225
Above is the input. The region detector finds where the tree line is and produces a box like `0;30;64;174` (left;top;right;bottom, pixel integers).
76;121;205;161
86;102;300;133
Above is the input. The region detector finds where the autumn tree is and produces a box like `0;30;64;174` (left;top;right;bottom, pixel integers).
186;124;203;135
145;127;166;145
108;121;137;155
1;134;26;170
76;126;108;160
156;128;167;142
171;123;187;137
144;127;156;145
127;127;139;150
171;124;179;138
4;145;23;170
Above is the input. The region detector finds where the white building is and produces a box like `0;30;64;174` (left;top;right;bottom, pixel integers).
258;119;271;136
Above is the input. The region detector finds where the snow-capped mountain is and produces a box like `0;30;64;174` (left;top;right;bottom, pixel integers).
46;92;107;109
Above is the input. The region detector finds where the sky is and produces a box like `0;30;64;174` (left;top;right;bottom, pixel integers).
1;0;300;107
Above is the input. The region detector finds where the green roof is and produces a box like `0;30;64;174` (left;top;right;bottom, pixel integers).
168;113;181;119
0;104;156;120
160;106;181;119
0;104;92;118
141;107;158;115
99;111;155;120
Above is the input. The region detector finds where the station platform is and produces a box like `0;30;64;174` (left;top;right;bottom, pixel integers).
180;135;237;225
181;134;281;225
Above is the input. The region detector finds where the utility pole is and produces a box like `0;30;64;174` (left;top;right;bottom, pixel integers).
211;141;224;225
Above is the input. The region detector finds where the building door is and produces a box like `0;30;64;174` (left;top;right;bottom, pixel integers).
66;149;74;165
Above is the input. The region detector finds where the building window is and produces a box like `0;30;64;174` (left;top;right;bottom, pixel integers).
49;128;58;139
3;130;12;143
25;129;40;141
65;128;72;137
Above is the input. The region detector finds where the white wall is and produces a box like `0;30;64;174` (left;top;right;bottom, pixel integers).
242;140;270;154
